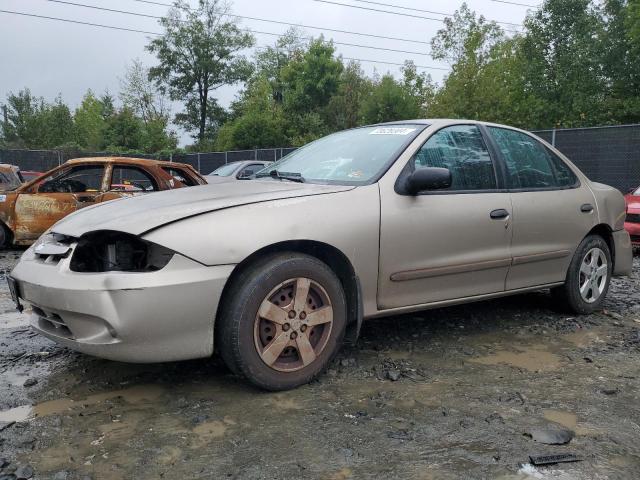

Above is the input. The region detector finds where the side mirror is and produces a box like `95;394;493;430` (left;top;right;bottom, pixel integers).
405;167;451;194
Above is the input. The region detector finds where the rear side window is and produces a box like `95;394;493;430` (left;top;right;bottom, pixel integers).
111;166;158;191
489;127;578;189
413;125;497;191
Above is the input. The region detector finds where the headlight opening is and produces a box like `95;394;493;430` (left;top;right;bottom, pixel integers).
70;231;175;273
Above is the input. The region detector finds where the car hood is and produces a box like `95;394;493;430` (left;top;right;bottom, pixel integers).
52;180;355;237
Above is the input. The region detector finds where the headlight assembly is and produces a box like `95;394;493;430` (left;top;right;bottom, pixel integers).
70;230;175;273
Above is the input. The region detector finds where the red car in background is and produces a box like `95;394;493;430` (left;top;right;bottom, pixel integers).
21;171;43;183
624;185;640;246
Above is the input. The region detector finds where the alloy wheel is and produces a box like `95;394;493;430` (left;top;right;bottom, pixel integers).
579;247;608;303
254;277;334;372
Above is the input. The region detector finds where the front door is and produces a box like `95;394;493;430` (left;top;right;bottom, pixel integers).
378;124;513;310
13;164;106;242
486;126;597;290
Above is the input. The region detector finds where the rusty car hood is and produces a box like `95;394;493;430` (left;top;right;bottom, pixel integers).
51;180;355;237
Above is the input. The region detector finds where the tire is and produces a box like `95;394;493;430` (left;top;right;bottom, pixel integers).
551;235;612;314
216;252;347;391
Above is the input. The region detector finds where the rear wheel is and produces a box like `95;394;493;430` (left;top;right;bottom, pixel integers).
552;235;611;314
217;252;347;391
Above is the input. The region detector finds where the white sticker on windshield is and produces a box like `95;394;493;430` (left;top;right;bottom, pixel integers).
0;195;6;203
369;127;416;135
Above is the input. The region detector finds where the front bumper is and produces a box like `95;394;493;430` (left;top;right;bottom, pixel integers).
613;229;633;276
624;221;640;245
10;246;235;363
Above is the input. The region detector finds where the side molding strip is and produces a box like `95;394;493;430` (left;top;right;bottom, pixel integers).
512;250;570;265
390;258;512;282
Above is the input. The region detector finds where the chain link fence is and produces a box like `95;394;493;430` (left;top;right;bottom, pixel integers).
531;124;640;192
1;125;639;191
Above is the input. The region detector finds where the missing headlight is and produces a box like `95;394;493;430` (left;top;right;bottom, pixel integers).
70;230;175;273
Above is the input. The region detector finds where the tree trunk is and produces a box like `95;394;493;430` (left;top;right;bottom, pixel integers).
199;88;208;143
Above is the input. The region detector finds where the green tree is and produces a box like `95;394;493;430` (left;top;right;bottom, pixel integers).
103;107;144;150
360;71;425;124
601;0;640;122
325;61;371;130
0;89;43;148
427;4;515;123
518;0;606;127
74;90;107;150
280;38;343;116
40;96;74;148
147;0;254;143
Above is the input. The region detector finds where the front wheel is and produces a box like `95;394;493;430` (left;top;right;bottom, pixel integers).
217;252;347;391
552;235;612;314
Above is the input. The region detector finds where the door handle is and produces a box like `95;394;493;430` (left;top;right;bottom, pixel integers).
580;203;594;213
490;209;510;219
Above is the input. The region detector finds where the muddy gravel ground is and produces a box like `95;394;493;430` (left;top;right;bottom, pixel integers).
0;251;639;480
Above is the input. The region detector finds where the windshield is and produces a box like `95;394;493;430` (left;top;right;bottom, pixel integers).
256;125;426;185
210;163;239;177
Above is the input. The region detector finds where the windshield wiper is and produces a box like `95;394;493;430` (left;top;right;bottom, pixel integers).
257;169;305;183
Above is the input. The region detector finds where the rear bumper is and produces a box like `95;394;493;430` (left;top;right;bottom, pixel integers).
10;248;235;363
613;229;633;276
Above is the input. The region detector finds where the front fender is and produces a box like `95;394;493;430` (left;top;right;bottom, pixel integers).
142;185;381;316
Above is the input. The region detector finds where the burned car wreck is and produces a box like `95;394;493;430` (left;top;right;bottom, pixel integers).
9;120;633;391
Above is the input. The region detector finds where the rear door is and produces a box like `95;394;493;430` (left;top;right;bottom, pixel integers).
378;124;513;309
13;164;106;242
486;127;597;289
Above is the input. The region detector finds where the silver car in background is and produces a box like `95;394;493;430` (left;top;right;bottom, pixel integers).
205;160;272;184
9;120;632;390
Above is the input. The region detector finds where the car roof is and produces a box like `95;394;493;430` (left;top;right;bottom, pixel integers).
66;157;192;169
372;118;532;134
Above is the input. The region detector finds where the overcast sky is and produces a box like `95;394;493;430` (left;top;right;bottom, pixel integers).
0;0;539;145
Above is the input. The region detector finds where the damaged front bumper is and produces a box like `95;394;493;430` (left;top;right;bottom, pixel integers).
10;237;234;363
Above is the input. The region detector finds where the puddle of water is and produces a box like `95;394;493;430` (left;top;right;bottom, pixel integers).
470;346;561;372
543;409;577;429
265;395;303;410
563;328;604;348
190;417;239;448
0;384;165;422
328;468;353;480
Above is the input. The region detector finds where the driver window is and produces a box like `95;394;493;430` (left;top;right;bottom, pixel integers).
413;125;496;191
111;166;157;192
39;165;105;193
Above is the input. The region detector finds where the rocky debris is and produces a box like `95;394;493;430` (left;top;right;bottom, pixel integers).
0;459;8;469
0;422;14;433
22;379;37;388
485;413;505;424
600;387;619;395
386;369;401;381
525;425;575;445
13;465;33;480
